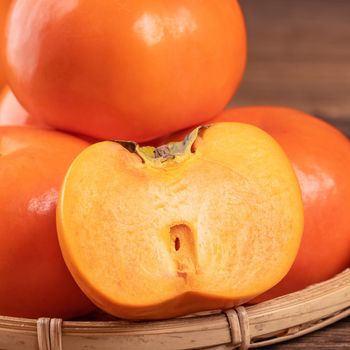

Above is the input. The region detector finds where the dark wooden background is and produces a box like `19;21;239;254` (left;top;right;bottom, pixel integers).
233;1;350;349
233;0;350;134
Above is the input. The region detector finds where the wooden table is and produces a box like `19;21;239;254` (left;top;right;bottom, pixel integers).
232;1;350;348
235;0;350;120
269;318;350;350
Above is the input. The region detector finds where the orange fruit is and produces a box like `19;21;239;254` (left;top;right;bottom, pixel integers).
6;0;246;142
0;127;94;318
57;123;303;320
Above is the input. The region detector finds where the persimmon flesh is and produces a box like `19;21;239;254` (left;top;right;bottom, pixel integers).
58;123;303;320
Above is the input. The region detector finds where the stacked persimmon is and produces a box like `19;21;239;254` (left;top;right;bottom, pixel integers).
0;0;348;320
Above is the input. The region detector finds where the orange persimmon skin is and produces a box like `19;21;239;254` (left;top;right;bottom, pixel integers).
201;107;350;301
5;0;246;142
0;127;95;318
0;86;45;127
0;0;11;88
0;87;101;138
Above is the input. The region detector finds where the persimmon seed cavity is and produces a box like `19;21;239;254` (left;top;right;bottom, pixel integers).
174;237;180;251
170;224;192;252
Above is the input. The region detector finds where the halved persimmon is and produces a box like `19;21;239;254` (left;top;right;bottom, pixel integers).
57;123;303;320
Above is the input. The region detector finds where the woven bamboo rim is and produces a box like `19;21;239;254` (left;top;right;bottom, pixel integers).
0;269;349;350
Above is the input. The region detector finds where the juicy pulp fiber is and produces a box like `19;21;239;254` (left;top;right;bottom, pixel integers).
57;122;303;320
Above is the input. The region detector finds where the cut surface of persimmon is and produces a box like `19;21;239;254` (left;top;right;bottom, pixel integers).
57;123;304;320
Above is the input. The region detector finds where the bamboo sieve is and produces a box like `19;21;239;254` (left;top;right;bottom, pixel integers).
0;269;349;350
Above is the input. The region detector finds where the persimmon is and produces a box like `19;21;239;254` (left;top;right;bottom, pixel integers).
0;0;11;87
0;86;44;126
185;106;349;301
0;127;95;318
57;123;303;320
6;0;246;142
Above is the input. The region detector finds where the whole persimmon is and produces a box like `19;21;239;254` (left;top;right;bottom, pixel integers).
0;0;11;87
0;127;95;318
57;123;303;320
0;86;44;127
5;0;246;142
191;106;349;301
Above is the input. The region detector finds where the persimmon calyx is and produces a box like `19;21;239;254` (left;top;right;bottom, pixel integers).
114;125;209;166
